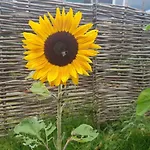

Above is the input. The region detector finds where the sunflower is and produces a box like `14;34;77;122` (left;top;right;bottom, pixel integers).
23;8;100;86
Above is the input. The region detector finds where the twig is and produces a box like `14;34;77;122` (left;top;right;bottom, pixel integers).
63;137;72;150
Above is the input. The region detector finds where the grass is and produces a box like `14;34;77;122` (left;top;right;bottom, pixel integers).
1;114;150;150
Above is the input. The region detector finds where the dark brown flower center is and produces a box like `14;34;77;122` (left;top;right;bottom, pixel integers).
44;32;78;66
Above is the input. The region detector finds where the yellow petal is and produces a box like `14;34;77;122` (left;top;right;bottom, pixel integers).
60;66;70;83
24;51;30;54
69;11;82;32
89;43;101;49
77;30;98;44
32;71;39;80
82;69;90;76
76;59;92;72
23;43;44;51
71;75;79;85
28;20;40;32
78;49;98;56
23;49;42;54
43;14;55;34
28;20;47;40
56;8;61;19
73;23;93;37
78;41;93;50
22;39;44;46
24;52;44;60
52;75;61;86
61;7;66;31
47;65;59;82
40;76;47;83
33;69;48;80
68;64;77;78
34;64;52;80
25;56;48;70
22;32;43;44
76;54;92;63
64;8;73;32
26;60;48;70
39;16;50;36
25;55;47;66
55;8;62;31
48;12;55;26
72;59;83;75
86;29;98;36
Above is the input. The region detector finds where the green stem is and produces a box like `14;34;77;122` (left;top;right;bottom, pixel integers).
43;142;50;150
38;137;50;150
57;84;63;150
63;137;72;150
44;129;48;145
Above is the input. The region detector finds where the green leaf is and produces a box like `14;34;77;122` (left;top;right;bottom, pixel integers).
143;24;150;31
22;136;39;149
71;124;99;143
30;81;50;98
14;117;45;138
14;117;56;149
25;71;35;80
136;88;150;116
45;122;56;138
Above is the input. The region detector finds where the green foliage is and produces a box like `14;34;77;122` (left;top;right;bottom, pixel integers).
25;71;35;80
95;115;150;150
14;117;56;149
144;24;150;31
116;117;150;150
30;81;50;98
14;116;99;150
136;88;150;116
5;87;150;150
71;124;99;143
2;115;150;150
0;116;100;150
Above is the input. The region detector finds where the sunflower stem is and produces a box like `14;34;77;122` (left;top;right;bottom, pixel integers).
57;84;63;150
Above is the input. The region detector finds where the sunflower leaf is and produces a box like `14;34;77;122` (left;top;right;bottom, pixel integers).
30;81;50;98
14;117;45;137
14;117;56;149
136;88;150;116
71;124;99;143
16;134;39;150
45;122;56;138
25;71;35;80
22;136;39;149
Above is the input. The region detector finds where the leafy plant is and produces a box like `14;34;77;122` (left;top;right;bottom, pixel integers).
14;82;99;150
14;117;99;150
62;124;99;150
144;24;150;31
30;81;50;98
71;124;99;143
136;88;150;116
14;117;56;150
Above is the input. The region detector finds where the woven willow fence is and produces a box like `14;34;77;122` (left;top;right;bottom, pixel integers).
0;0;150;136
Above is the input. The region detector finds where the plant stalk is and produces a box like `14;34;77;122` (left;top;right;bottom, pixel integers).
63;137;72;150
39;137;50;150
57;84;63;150
43;143;50;150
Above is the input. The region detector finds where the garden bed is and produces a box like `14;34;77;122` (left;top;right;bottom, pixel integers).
1;114;150;150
